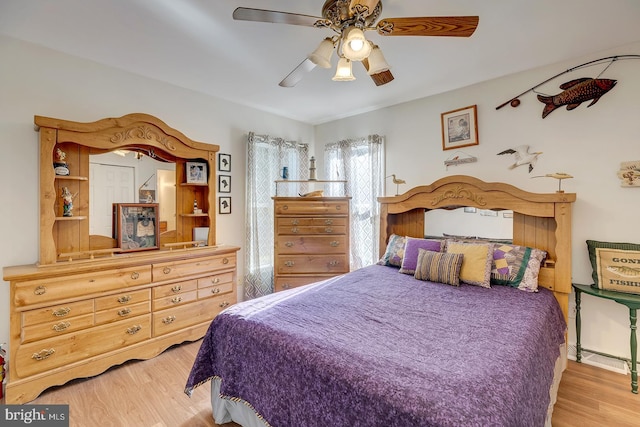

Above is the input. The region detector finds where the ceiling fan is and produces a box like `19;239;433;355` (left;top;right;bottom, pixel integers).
233;0;479;87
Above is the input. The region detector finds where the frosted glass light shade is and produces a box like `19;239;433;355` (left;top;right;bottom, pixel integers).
342;26;371;61
332;57;355;81
308;38;334;68
367;44;390;74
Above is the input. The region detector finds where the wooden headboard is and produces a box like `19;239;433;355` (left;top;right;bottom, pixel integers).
378;175;576;322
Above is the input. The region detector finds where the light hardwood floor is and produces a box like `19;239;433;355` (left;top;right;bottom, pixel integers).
7;340;637;426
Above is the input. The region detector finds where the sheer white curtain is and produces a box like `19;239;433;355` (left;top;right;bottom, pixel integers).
324;135;384;270
245;132;309;299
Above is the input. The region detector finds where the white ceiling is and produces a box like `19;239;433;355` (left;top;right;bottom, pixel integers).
2;0;640;125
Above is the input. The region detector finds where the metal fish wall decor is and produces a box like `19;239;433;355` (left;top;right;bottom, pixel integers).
496;55;640;118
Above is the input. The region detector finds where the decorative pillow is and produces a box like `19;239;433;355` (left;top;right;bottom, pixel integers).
377;234;406;267
587;240;640;286
594;247;640;293
414;249;464;286
491;244;547;292
445;241;493;288
399;237;444;274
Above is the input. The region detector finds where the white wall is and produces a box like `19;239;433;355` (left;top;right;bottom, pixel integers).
0;35;313;349
316;41;640;360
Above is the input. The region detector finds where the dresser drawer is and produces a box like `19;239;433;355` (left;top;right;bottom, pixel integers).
95;300;151;325
152;279;198;299
276;224;347;235
197;282;234;300
276;235;347;254
95;289;150;311
16;314;151;377
275;254;349;274
152;296;235;337
22;313;95;344
153;254;236;281
152;290;198;311
197;272;234;289
276;217;347;227
22;300;94;326
274;200;348;216
275;275;328;292
14;266;152;308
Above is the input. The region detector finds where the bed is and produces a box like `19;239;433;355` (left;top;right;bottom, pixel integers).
185;175;576;427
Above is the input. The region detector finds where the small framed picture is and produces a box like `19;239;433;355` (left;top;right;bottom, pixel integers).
218;153;231;172
463;207;477;213
113;203;159;252
218;175;231;193
441;105;479;151
186;161;207;184
219;196;231;214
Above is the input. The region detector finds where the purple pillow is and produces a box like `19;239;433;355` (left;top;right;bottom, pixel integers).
399;237;444;274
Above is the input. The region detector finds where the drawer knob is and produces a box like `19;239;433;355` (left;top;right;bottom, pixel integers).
211;288;220;294
285;241;294;247
335;205;341;210
131;272;140;280
163;267;172;275
291;227;299;234
52;322;70;332
284;261;295;267
118;308;132;317
32;349;55;361
171;285;182;293
127;325;142;335
34;285;47;295
171;296;182;304
52;307;71;317
212;277;220;284
330;241;339;247
162;316;176;325
282;205;289;210
292;219;299;225
324;227;333;233
223;257;229;265
219;301;230;308
325;219;333;225
118;295;132;304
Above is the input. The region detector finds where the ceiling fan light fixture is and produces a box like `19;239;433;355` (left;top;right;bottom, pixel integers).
332;57;355;81
308;38;335;68
366;44;390;75
342;26;371;61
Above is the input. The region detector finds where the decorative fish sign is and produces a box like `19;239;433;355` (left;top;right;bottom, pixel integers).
537;78;617;118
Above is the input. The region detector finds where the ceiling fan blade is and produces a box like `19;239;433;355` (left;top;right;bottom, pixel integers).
233;7;324;27
362;59;394;86
349;0;380;17
279;58;317;87
377;16;479;37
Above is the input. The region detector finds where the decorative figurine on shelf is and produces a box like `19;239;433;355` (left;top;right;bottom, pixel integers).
61;186;77;217
309;156;317;181
282;166;289;180
53;147;70;176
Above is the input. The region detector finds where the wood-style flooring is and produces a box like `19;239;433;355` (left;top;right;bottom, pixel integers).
10;339;638;426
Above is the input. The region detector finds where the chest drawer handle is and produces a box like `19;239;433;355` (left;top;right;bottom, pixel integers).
131;272;140;280
32;349;55;361
52;307;71;317
34;285;47;295
52;322;70;332
282;205;289;210
126;325;142;335
162;316;176;325
325;219;333;225
118;308;132;317
282;283;292;289
211;277;221;284
284;261;295;267
223;257;230;264
211;288;220;294
330;241;339;247
171;285;182;293
163;267;172;275
292;219;299;225
335;205;341;210
219;301;230;308
285;241;294;247
329;260;339;266
324;227;333;233
118;295;132;304
291;227;299;234
171;296;182;304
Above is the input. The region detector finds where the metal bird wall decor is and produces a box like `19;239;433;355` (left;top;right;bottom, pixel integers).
495;55;640;117
497;145;542;173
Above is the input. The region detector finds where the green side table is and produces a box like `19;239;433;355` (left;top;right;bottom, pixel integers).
573;283;640;394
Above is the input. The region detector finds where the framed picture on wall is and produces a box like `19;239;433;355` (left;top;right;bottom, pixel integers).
218;175;231;193
186;161;207;184
441;105;479;151
219;196;231;214
219;153;231;172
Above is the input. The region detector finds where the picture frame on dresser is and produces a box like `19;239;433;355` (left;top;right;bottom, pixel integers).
113;203;159;252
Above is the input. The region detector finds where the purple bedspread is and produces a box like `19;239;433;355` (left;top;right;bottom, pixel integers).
185;264;566;427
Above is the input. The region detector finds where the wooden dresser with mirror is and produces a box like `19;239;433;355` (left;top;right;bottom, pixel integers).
3;113;240;404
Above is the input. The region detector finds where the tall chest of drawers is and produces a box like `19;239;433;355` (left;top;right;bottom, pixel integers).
3;245;239;404
273;197;350;292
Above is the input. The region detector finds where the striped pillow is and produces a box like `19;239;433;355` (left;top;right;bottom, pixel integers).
414;249;464;286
